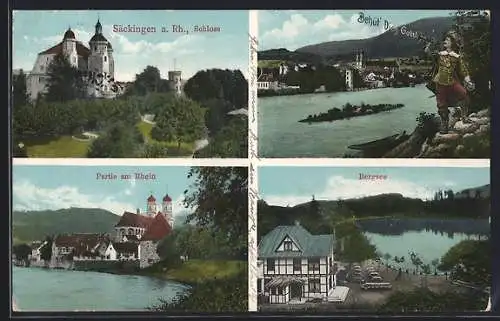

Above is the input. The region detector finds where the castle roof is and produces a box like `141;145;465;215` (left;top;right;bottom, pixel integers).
63;28;76;40
115;211;154;228
141;213;172;241
90;33;108;43
39;41;91;57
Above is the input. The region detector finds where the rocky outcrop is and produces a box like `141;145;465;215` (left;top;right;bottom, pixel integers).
385;108;490;158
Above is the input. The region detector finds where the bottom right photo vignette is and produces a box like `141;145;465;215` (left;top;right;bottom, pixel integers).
255;164;491;313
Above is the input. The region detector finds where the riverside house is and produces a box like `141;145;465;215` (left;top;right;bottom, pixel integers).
257;223;348;304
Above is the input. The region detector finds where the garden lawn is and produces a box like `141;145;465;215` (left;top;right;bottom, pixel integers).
160;259;246;284
25;135;90;157
136;121;194;156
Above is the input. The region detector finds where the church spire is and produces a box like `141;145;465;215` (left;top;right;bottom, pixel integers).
95;18;102;35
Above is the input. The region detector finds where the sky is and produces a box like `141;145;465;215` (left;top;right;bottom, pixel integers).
12;165;197;221
12;10;249;81
258;166;490;207
259;10;456;50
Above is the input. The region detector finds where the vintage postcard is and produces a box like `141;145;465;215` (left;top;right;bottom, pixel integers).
256;165;490;312
257;10;491;158
12;10;248;159
11;165;248;312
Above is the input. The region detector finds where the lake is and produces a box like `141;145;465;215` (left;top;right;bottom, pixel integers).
258;85;435;158
358;218;490;273
12;267;189;311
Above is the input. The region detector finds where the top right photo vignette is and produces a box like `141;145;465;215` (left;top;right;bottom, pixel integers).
257;10;491;159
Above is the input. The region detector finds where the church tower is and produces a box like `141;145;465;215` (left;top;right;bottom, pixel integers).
162;194;174;228
146;195;157;216
62;28;78;68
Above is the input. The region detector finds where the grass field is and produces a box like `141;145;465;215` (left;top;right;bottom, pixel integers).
156;259;247;284
22;121;194;158
25;135;90;158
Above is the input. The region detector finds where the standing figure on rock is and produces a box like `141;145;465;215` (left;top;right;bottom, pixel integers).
425;32;475;134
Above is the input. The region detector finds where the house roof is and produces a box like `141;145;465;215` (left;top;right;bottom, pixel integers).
113;242;139;255
141;213;172;241
115;211;155;228
258;224;334;258
123;234;140;242
39;41;91;57
53;233;108;249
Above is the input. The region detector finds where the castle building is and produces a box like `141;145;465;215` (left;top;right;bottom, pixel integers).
26;20;119;101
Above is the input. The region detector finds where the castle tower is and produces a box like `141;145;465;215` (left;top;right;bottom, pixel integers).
168;71;182;96
162;194;174;228
62;28;78;68
88;19;110;75
146;195;157;216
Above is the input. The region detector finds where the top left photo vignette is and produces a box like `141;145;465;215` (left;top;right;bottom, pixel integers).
11;10;249;159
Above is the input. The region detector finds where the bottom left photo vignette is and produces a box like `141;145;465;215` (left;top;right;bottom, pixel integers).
11;164;248;313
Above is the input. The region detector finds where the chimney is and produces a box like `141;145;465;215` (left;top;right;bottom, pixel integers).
136;208;140;215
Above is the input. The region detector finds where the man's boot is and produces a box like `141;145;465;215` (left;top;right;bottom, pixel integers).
438;109;449;134
458;99;471;123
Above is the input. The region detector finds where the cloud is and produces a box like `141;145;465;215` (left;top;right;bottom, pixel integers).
261;175;435;207
13;179;136;215
260;12;387;50
123;177;136;196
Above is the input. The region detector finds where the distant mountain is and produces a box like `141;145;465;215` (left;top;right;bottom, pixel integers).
260;16;455;63
12;207;121;244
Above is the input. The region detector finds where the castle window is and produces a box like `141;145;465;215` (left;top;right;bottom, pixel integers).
95;46;97;51
104;56;107;62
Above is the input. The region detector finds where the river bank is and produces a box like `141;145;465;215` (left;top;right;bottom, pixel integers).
299;103;405;123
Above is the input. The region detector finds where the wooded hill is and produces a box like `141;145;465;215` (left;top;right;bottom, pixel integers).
258;16;454;64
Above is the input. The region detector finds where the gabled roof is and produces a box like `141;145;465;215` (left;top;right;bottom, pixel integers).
258;225;334;258
142;213;172;241
115;211;154;228
53;233;108;249
39;41;91;57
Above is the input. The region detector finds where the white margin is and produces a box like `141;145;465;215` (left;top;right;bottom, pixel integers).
254;158;490;167
12;158;250;167
247;9;259;313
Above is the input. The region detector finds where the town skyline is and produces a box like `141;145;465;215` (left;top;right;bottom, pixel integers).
259;10;456;51
13;165;195;217
12;10;249;81
258;166;490;207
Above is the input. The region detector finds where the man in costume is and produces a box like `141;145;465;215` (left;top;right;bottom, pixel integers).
425;32;475;134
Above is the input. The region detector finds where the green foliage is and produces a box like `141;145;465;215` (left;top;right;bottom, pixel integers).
87;121;144;158
184;167;248;258
150;96;206;150
416;112;439;139
45;53;87;102
194;116;248;158
12;208;120;242
124;66;171;96
439;239;491;287
335;221;377;263
151;266;248;312
156;232;182;268
379;287;488;312
183;69;248;110
12;69;29;108
40;237;53;262
141;142;169;158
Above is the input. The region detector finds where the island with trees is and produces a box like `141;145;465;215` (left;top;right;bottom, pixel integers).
299;103;405;123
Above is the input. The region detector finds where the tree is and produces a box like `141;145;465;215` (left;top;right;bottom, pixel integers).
40;237;53;262
183;167;248;258
87;121;144;158
142;142;169;158
431;258;440;275
45;53;86;102
156;232;182;268
12;69;29;108
194;115;247;158
13;243;32;262
151;97;205;150
125;66;171;96
383;253;392;270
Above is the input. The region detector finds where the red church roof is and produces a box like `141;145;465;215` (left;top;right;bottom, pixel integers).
141;213;172;241
39;41;91;57
147;195;156;202
115;211;154;228
163;194;172;202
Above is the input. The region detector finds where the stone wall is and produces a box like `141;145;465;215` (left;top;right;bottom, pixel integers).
139;241;161;269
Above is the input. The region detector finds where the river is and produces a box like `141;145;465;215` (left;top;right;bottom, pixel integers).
12;267;189;311
357;218;490;273
258;85;435;158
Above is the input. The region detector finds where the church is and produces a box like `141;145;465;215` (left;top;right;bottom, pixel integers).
26;19;120;101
